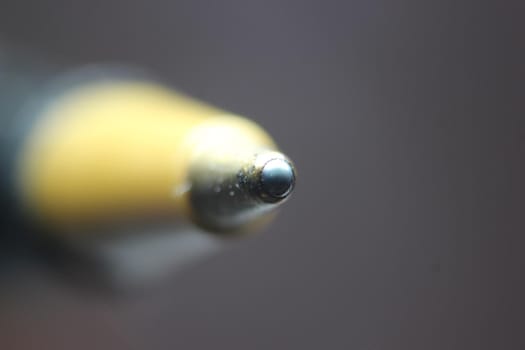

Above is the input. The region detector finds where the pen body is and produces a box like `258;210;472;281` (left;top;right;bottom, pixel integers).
1;52;288;234
18;80;277;230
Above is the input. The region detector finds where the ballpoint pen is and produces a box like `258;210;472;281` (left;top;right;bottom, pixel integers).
0;49;296;237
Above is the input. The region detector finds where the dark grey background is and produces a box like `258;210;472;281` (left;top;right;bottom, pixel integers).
0;0;524;349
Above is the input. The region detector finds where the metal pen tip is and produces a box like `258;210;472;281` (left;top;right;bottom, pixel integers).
187;148;296;232
258;158;295;202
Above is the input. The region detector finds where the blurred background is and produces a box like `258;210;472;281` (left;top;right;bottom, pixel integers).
0;0;524;349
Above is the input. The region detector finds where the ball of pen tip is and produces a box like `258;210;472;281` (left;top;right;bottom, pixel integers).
257;157;296;203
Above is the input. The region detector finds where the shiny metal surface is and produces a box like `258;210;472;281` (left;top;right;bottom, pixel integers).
188;150;295;233
258;158;295;202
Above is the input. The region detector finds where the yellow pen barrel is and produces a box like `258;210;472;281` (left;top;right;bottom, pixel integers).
14;77;294;234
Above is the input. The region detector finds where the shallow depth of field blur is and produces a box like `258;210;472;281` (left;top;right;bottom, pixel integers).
0;1;524;350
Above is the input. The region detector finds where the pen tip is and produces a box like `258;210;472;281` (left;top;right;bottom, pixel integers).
258;157;296;202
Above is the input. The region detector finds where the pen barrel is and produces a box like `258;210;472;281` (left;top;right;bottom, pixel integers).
0;48;292;236
0;50;143;227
